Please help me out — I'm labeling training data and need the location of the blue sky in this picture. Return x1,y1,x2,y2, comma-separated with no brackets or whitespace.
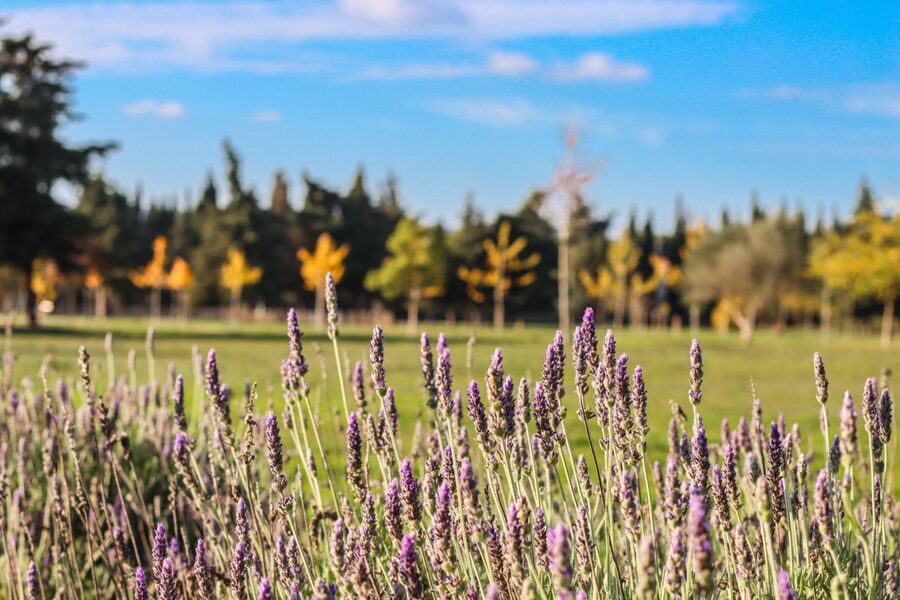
6,1,899,229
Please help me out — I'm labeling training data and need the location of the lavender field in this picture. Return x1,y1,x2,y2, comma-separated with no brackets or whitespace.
0,277,897,599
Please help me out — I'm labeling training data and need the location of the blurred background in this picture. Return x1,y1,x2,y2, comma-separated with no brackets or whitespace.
1,1,898,348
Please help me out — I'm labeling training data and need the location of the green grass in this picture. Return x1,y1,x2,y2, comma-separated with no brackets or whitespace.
5,314,897,476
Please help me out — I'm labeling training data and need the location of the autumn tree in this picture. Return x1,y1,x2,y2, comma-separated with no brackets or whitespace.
366,217,446,333
579,228,639,329
220,248,262,320
297,233,350,326
458,221,540,330
130,236,169,318
811,209,900,347
167,257,193,319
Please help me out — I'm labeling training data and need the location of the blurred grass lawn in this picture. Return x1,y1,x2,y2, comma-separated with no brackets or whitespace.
6,315,898,486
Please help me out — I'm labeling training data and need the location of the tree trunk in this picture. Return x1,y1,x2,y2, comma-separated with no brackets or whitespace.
881,294,895,349
733,306,757,344
820,288,832,340
689,303,700,335
24,263,37,328
494,261,505,331
150,286,162,319
314,284,325,328
613,290,626,331
95,287,107,319
407,286,421,335
558,233,570,335
230,287,241,322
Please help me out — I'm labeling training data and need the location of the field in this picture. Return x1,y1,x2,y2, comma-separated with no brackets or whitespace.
8,314,896,475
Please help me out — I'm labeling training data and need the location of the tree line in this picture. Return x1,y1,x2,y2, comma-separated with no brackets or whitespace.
1,30,898,345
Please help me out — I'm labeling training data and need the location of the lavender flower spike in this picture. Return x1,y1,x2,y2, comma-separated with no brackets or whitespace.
548,523,573,596
133,567,147,600
689,338,703,406
398,534,425,600
813,352,828,405
369,325,387,397
325,272,339,339
688,485,714,597
193,539,213,599
257,578,273,600
265,411,286,490
26,562,38,600
777,571,797,600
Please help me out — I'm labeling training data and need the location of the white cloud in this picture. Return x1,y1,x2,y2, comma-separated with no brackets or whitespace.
429,98,539,126
638,127,665,145
252,110,284,123
745,82,900,119
355,49,538,80
5,1,740,72
552,52,649,82
487,51,539,76
122,100,185,118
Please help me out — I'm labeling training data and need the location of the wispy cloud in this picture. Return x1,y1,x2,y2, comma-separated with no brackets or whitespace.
743,82,900,119
551,52,649,82
428,97,539,126
6,1,741,72
122,100,185,118
356,50,644,82
252,110,284,124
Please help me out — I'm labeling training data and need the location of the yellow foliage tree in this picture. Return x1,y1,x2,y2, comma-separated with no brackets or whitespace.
85,266,107,318
579,229,639,329
167,257,194,319
458,221,540,330
130,235,169,317
30,258,60,304
297,233,350,327
811,210,900,347
220,248,262,320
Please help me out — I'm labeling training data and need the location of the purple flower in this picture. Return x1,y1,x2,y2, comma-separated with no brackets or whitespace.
542,331,566,402
152,522,167,581
346,412,365,499
158,557,177,600
193,539,212,599
459,457,481,530
398,534,424,600
632,366,648,453
814,469,833,543
534,507,548,569
173,374,187,431
839,391,857,467
134,566,147,600
384,479,402,545
230,543,248,599
767,422,786,522
286,308,308,374
352,361,366,410
777,571,796,600
420,333,437,409
257,578,273,600
664,528,686,595
689,338,703,406
400,458,422,525
265,411,286,490
26,561,38,600
572,325,589,395
325,272,339,338
436,348,453,414
881,387,893,443
581,308,599,375
690,418,710,495
813,352,828,405
466,380,493,459
369,325,386,397
547,523,573,596
688,485,714,596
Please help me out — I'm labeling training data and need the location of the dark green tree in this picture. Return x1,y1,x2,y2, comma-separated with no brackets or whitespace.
0,32,114,325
